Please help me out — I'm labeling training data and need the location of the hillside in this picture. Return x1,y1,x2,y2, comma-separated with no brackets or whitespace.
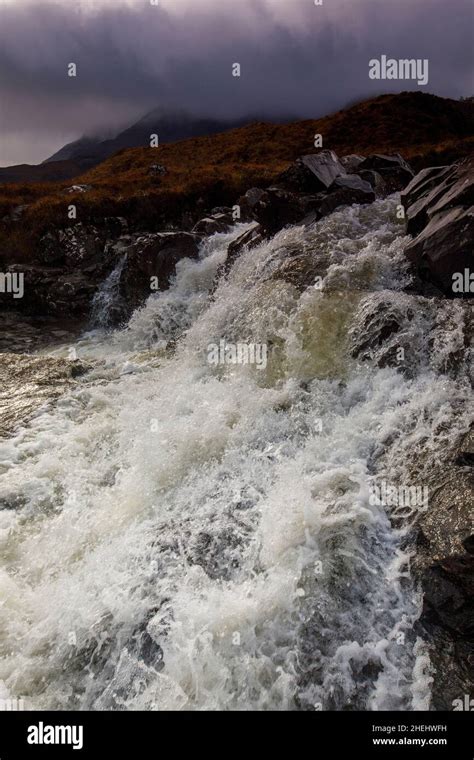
1,91,473,264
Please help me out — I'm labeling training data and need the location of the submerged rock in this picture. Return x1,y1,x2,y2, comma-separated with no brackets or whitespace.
0,353,89,438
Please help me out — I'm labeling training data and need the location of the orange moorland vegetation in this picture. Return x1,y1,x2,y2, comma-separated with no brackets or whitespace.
1,92,473,264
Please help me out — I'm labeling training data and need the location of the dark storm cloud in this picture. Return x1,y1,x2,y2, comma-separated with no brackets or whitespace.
0,0,472,165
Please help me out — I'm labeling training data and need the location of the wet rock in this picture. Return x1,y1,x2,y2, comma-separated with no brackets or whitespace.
422,555,474,639
278,151,346,193
119,232,200,312
403,156,474,295
405,206,474,296
0,353,90,437
349,292,417,371
222,223,264,277
193,212,233,236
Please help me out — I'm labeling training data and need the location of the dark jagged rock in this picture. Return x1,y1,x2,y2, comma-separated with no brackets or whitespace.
422,555,474,639
322,174,376,211
340,154,366,173
358,153,414,192
222,223,264,277
119,232,200,312
251,187,309,235
358,170,387,196
192,213,233,236
403,156,474,295
237,188,266,222
278,150,346,193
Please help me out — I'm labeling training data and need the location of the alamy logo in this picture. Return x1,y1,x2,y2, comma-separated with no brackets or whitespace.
452,269,474,293
369,481,429,507
27,722,83,750
369,56,429,86
207,340,268,370
0,698,25,711
0,272,24,299
452,695,474,711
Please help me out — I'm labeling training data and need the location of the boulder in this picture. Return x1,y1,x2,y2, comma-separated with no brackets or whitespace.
192,213,233,236
422,555,474,639
405,206,474,295
222,223,264,277
120,232,200,311
358,170,388,196
324,174,376,209
251,187,309,235
278,150,346,193
358,153,414,192
236,188,267,222
340,154,366,173
403,156,474,295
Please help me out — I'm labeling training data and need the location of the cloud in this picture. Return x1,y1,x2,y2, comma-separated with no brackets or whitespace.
0,0,472,165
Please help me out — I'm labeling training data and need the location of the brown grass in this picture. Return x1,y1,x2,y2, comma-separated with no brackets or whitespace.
1,91,473,265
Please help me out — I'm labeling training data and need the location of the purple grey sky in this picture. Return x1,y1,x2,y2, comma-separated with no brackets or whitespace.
0,0,473,166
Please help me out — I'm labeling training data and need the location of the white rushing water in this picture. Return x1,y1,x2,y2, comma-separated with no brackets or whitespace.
0,197,471,711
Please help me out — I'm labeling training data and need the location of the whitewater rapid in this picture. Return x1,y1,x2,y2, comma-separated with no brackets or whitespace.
0,197,471,710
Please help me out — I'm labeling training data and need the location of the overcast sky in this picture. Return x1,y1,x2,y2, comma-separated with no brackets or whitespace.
0,0,472,166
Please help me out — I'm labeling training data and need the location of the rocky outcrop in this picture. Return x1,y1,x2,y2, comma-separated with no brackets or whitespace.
278,150,346,193
403,156,474,295
119,232,200,313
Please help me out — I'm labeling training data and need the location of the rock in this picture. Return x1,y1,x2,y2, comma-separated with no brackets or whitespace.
0,352,90,438
402,156,474,295
278,150,346,193
422,555,474,639
192,213,233,236
148,164,167,177
402,166,456,236
340,154,366,173
358,153,414,191
358,170,388,196
405,206,474,295
251,187,309,235
349,292,416,370
120,232,200,311
64,184,92,194
38,220,126,268
323,174,376,211
222,223,264,277
236,188,266,222
1,204,29,222
419,472,474,561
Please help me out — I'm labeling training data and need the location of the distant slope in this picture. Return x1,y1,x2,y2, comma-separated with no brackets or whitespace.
0,111,265,185
1,92,473,264
0,160,84,185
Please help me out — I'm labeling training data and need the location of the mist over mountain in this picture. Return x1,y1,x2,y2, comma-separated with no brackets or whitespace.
0,108,291,184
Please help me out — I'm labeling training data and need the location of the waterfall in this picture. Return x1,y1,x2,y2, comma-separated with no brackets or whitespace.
0,198,470,711
90,254,128,329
